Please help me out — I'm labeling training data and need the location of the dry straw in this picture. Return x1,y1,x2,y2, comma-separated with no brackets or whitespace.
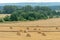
38,31,41,34
27,27,29,30
9,26,13,29
20,30,23,32
26,33,31,37
42,33,46,36
17,31,21,36
24,30,27,33
34,28,37,30
56,27,58,29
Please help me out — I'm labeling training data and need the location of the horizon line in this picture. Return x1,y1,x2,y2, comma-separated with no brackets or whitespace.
0,2,60,3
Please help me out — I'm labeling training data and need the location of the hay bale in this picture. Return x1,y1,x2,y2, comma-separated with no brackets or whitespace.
42,33,46,36
9,27,13,29
56,27,58,29
39,29,40,30
24,30,27,33
27,27,29,30
34,28,37,30
26,33,31,37
36,25,39,27
17,32,20,36
38,31,41,34
20,30,23,32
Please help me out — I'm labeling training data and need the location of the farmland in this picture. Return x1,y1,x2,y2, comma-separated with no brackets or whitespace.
0,4,60,40
0,18,60,40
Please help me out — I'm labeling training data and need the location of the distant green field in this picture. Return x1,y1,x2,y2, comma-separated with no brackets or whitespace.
0,14,11,18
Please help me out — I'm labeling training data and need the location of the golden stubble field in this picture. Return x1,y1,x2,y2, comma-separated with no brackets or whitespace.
0,14,10,18
0,18,60,40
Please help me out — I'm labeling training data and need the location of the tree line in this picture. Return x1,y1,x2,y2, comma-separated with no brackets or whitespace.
0,5,60,22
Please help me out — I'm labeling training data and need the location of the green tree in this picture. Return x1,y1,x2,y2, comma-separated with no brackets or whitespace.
3,5,17,14
22,5,33,12
4,16,10,21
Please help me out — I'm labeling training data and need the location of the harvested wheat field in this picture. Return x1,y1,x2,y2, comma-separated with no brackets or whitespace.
0,18,60,40
0,14,10,18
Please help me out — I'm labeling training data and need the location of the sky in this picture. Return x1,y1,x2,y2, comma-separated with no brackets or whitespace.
0,0,60,3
